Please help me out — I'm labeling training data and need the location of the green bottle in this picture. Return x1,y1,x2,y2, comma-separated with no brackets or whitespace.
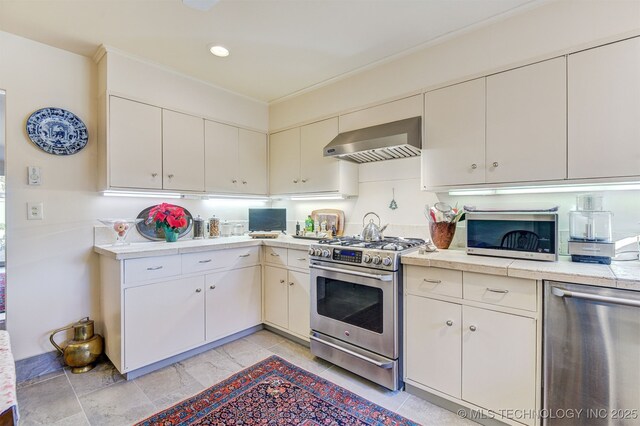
305,215,314,232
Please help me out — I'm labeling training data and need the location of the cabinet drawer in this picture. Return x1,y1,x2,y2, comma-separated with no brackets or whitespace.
264,246,287,266
124,255,181,284
463,272,537,311
183,246,260,274
287,249,309,270
405,266,463,298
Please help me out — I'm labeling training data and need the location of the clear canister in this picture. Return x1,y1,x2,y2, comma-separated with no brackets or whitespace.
220,221,233,237
208,216,220,238
193,215,205,239
233,222,245,236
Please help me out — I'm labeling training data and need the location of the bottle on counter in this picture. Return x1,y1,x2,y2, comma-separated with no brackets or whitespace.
305,215,314,232
295,221,301,236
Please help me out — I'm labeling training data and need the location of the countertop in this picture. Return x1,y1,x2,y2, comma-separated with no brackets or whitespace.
94,235,314,260
402,249,640,290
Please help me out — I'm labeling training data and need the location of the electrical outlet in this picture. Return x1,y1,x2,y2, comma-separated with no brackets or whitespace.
28,166,42,185
27,202,43,220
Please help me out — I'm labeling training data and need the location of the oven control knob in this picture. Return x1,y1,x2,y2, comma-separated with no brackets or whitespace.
362,254,372,263
382,256,392,266
321,249,331,258
372,255,382,265
314,248,323,256
308,248,315,256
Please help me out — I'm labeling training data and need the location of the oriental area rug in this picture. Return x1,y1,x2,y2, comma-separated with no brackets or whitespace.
136,355,417,426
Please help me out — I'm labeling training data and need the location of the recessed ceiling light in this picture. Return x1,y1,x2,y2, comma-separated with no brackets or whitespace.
209,45,229,57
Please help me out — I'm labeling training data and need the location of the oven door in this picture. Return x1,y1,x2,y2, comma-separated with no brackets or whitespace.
309,261,398,359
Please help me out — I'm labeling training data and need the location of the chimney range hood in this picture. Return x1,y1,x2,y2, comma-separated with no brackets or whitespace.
323,116,421,163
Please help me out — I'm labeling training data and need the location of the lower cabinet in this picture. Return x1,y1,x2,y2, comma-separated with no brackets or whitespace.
205,266,262,342
263,264,310,340
124,276,206,371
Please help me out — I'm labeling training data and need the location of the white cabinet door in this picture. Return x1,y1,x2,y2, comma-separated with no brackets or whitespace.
300,118,339,193
406,296,462,398
204,120,239,193
269,128,300,194
163,110,205,191
205,266,262,342
109,96,162,189
287,270,310,338
124,276,205,371
462,306,536,424
486,57,567,183
423,78,486,188
238,129,267,194
263,265,289,329
568,37,640,179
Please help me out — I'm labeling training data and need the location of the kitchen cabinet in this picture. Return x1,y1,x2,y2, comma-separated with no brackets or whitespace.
423,78,486,187
269,117,358,196
486,57,566,183
162,110,205,191
568,36,640,179
124,276,205,371
404,266,540,426
205,120,267,194
205,266,262,342
263,248,311,340
422,57,567,189
108,96,163,189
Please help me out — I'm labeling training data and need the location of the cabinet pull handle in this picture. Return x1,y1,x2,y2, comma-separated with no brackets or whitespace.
471,164,477,170
232,179,238,183
151,173,158,178
242,180,247,184
446,320,453,326
486,288,509,294
469,325,477,332
195,288,202,293
293,179,298,183
210,285,216,290
296,257,306,261
289,282,294,286
198,259,212,264
492,162,499,168
146,266,163,271
238,254,250,258
270,253,280,257
301,179,308,183
168,174,174,178
280,279,285,284
423,278,441,284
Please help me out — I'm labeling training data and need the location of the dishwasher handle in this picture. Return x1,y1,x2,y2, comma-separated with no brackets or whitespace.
552,287,640,308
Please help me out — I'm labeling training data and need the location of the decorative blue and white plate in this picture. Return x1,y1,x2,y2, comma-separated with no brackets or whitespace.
26,108,88,155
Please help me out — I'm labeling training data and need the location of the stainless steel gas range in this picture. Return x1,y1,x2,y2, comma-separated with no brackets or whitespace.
308,236,424,391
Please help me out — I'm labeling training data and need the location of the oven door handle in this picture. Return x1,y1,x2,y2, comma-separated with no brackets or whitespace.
309,264,393,282
309,334,393,369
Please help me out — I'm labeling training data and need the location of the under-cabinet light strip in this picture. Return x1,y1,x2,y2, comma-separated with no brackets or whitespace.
449,183,640,196
102,190,182,199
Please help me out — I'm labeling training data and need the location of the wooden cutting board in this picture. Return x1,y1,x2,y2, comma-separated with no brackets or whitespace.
311,209,345,236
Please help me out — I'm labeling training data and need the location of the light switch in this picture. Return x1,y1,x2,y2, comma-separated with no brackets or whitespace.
27,202,43,220
28,166,41,185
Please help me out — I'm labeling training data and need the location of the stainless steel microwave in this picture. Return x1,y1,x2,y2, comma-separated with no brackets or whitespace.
466,212,558,261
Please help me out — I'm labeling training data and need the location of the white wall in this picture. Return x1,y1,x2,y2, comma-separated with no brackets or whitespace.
270,0,640,130
0,31,269,360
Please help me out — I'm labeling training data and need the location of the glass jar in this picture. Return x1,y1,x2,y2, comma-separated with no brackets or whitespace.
192,215,205,239
208,216,220,238
220,221,233,237
233,223,245,236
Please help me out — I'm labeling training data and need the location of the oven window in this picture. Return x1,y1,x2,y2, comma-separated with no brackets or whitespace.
316,277,383,334
467,219,556,254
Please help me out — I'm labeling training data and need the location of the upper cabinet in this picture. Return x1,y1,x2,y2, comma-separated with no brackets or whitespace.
486,57,566,183
422,57,567,189
162,110,204,192
269,117,358,196
205,121,267,195
423,78,486,187
103,95,266,194
568,37,640,179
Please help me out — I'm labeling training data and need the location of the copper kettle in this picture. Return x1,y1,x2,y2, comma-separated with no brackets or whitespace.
49,317,103,373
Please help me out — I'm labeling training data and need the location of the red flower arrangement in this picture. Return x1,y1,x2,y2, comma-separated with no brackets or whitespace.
147,203,187,241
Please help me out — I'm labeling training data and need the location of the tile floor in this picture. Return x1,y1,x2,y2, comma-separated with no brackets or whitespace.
16,330,477,425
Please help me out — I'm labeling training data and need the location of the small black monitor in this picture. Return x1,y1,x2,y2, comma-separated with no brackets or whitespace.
248,208,286,232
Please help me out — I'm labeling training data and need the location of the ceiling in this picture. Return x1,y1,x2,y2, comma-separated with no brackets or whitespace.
0,0,540,103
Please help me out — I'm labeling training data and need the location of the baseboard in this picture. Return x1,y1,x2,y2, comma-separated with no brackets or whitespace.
263,324,310,348
15,350,64,384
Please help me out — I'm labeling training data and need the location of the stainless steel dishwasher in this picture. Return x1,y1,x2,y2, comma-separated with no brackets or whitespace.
544,281,640,426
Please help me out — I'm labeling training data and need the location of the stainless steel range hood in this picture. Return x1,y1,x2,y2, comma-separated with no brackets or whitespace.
323,116,421,163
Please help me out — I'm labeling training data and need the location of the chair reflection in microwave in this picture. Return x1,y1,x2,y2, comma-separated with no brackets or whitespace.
500,230,540,251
